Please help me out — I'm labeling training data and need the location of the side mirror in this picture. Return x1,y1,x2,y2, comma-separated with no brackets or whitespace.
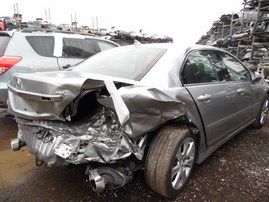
252,71,262,83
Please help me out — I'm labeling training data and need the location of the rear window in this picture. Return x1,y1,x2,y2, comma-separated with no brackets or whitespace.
62,38,98,58
73,46,166,81
96,40,118,51
26,36,54,57
0,36,10,56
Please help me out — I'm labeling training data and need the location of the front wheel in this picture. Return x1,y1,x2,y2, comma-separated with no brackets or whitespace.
252,96,269,129
145,125,197,198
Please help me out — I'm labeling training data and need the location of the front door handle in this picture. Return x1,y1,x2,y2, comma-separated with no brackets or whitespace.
197,94,212,102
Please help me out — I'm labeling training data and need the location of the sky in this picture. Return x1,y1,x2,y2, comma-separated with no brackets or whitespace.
0,0,244,45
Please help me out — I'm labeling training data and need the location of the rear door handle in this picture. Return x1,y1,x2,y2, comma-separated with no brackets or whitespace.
237,88,244,94
63,64,71,69
197,94,212,102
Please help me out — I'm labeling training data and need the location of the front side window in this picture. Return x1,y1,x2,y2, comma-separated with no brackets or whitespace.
217,52,250,81
62,38,98,59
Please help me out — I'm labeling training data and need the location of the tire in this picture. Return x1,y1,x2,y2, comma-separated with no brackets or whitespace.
252,95,269,129
145,125,197,198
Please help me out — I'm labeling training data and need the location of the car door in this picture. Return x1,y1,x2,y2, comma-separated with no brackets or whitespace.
24,35,59,72
217,51,261,125
181,50,242,147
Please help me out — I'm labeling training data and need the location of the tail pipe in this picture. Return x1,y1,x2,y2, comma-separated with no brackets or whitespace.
11,138,26,151
87,166,132,193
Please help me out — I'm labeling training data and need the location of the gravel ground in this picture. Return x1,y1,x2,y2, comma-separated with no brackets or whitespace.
0,114,268,202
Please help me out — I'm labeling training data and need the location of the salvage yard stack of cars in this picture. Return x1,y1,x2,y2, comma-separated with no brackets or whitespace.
196,0,269,80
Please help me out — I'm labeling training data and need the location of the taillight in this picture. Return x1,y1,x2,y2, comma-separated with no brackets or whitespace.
0,56,22,75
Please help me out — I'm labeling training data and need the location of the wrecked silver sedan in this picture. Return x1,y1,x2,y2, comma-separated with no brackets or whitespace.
8,44,269,198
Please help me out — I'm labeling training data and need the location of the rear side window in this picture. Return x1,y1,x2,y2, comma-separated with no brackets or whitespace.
0,36,10,56
26,36,54,57
62,38,98,58
96,40,118,51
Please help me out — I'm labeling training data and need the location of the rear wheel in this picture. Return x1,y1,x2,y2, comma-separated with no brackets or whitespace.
252,96,269,129
145,125,197,198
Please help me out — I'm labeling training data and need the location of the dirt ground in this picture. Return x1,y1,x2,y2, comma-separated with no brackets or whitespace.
0,111,268,202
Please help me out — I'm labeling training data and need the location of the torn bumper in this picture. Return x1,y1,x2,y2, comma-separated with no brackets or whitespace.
14,108,147,166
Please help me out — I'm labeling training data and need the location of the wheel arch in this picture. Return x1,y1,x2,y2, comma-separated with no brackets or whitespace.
147,120,202,159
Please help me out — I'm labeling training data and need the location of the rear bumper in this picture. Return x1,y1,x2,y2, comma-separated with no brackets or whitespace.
0,84,8,107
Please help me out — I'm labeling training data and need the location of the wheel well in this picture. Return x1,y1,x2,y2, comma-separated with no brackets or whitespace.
145,121,201,156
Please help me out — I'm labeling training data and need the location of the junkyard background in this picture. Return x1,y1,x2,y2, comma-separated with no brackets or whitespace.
1,0,269,201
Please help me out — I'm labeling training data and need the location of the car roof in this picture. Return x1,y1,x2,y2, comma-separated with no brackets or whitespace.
124,42,225,52
0,29,120,46
117,43,228,88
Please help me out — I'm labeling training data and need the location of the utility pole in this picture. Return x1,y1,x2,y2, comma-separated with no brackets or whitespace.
92,17,95,33
45,10,47,21
71,13,77,31
13,3,21,28
96,16,98,35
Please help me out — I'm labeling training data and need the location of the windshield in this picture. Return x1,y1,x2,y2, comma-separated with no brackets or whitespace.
72,46,167,81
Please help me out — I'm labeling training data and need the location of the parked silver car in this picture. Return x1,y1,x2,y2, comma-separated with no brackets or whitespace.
57,23,72,31
0,30,119,107
8,44,269,198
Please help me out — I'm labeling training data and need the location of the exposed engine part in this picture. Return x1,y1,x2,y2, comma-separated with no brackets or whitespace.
86,166,133,193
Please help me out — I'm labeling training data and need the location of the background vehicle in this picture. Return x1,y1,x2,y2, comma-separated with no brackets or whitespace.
0,19,5,30
27,18,51,29
0,30,119,107
0,16,16,26
57,24,71,31
129,31,143,40
8,44,269,198
114,30,132,40
78,26,92,33
98,28,110,36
